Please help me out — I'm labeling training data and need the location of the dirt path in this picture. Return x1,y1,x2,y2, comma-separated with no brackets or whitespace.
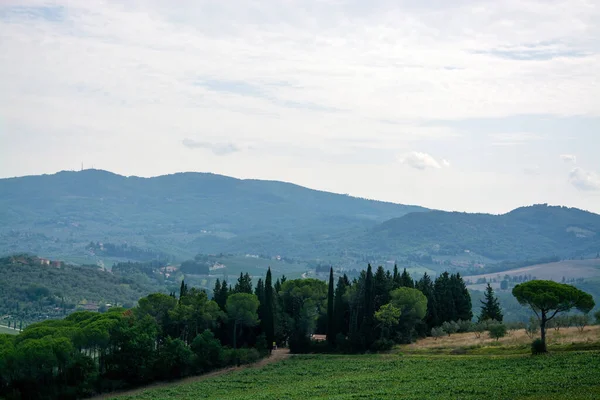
90,349,291,400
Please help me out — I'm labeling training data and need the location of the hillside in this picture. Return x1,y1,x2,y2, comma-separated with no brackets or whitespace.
363,204,600,260
0,169,425,261
0,255,169,325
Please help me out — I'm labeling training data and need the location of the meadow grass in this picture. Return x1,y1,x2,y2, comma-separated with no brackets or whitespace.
111,351,600,400
0,325,18,335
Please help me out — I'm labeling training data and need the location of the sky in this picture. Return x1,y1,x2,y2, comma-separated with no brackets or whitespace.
1,0,599,214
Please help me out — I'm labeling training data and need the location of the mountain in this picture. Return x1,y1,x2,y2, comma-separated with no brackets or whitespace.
364,204,600,260
0,169,426,261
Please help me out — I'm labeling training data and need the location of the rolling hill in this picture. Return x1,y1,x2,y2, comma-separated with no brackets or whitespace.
364,204,600,260
2,170,599,265
0,169,425,261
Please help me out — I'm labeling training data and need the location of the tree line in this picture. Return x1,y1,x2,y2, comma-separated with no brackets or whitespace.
0,264,475,399
10,262,594,397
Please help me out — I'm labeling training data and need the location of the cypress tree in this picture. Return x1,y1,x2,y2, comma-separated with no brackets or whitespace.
400,268,414,288
264,268,275,352
274,278,282,293
255,278,266,333
326,267,335,345
479,283,503,322
416,272,439,330
451,273,473,321
213,279,222,301
334,276,349,336
434,272,456,323
215,280,228,311
179,280,188,299
392,264,401,289
360,264,375,348
233,272,253,294
373,266,391,311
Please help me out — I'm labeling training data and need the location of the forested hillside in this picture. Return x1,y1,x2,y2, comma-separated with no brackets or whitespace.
0,169,424,261
364,204,600,260
2,171,600,265
0,255,177,326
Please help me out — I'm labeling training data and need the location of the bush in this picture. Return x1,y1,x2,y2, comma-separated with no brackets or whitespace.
457,320,473,333
595,310,600,324
472,323,486,339
431,327,445,340
488,323,507,341
372,339,394,352
531,338,547,355
570,314,590,333
547,315,570,331
255,333,269,356
441,321,459,336
191,330,224,372
525,317,539,339
222,347,261,366
505,321,525,332
309,340,332,354
155,337,195,380
237,348,261,365
335,333,351,353
289,335,312,354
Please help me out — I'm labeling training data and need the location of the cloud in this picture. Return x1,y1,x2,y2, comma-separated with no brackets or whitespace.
569,167,600,191
523,165,541,175
400,151,448,170
560,154,577,163
489,132,542,146
182,139,240,155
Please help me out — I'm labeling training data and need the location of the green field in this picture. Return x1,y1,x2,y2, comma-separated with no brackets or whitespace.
113,352,600,400
0,325,18,335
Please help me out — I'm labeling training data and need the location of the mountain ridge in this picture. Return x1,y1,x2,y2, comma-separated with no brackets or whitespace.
1,170,599,264
363,204,600,260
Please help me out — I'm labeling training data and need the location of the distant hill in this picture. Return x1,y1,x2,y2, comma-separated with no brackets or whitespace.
363,204,600,260
0,169,425,261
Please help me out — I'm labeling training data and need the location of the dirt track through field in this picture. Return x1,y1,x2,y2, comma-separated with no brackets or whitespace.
90,349,291,400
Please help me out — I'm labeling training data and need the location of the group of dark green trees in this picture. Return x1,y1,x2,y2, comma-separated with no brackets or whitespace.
318,265,472,352
0,265,472,399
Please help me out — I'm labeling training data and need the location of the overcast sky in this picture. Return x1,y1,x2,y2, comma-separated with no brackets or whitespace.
1,0,599,213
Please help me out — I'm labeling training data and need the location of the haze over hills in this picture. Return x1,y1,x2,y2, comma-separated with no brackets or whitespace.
363,204,600,261
0,169,426,261
1,170,599,265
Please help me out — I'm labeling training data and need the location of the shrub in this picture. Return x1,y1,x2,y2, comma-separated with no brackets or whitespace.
488,323,507,341
472,323,486,339
457,319,473,333
155,337,195,380
289,335,312,354
547,315,570,331
505,321,525,332
335,333,351,353
531,338,547,355
570,314,590,333
191,330,224,372
237,348,261,365
525,317,539,339
255,333,269,356
372,339,394,352
431,327,446,340
595,310,600,325
441,321,459,336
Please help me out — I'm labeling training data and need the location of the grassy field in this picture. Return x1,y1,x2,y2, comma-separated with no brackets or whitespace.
109,351,600,400
400,326,600,355
0,325,19,335
465,259,600,291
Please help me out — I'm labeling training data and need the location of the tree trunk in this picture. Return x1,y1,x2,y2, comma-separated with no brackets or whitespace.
540,310,548,353
233,322,237,349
